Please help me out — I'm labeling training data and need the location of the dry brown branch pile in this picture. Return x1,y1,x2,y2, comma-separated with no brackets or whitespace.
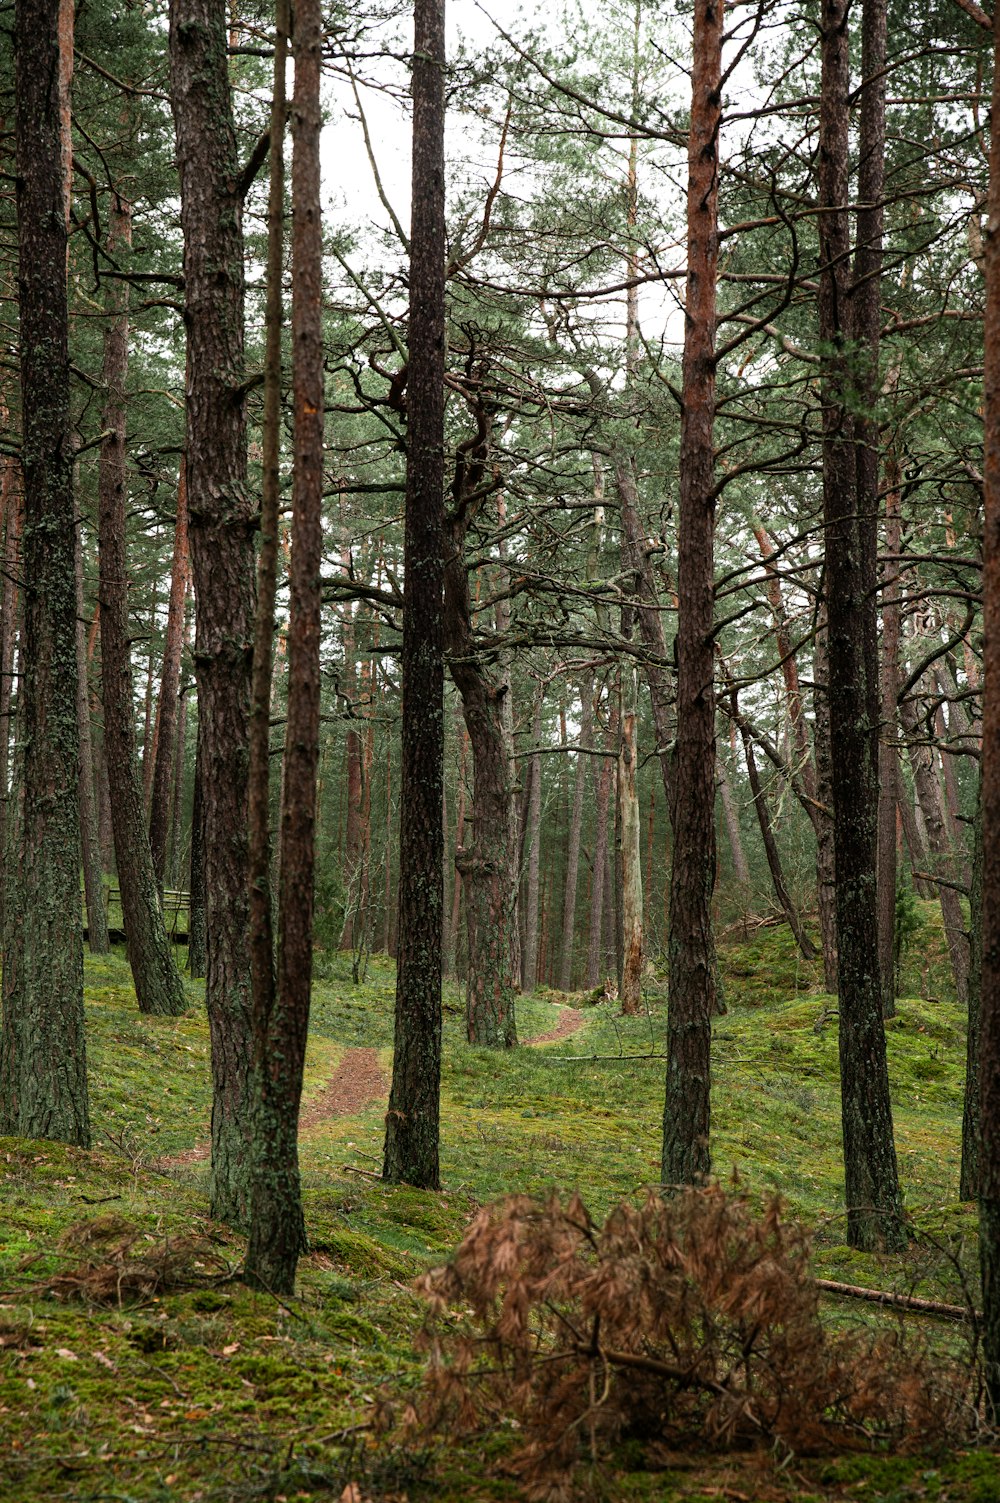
20,1215,231,1305
414,1187,973,1497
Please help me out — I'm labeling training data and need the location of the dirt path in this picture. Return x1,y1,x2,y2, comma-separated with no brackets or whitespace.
156,1047,389,1169
157,1010,586,1169
524,1007,587,1047
298,1046,388,1129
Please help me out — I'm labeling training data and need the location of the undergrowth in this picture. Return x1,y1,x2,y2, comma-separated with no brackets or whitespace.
415,1186,977,1499
0,903,993,1502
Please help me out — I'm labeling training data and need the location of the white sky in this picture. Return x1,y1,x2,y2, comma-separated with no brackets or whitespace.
319,0,691,353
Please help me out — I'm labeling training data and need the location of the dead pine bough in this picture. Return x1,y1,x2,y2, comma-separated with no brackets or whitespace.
14,1215,232,1306
412,1186,976,1498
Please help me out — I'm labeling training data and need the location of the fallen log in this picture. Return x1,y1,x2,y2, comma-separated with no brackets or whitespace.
815,1277,975,1322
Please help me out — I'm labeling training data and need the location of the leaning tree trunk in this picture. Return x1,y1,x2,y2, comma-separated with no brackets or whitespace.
383,0,446,1189
0,0,89,1145
735,701,815,959
170,0,257,1225
819,0,903,1252
97,193,185,1019
246,0,319,1293
662,0,721,1189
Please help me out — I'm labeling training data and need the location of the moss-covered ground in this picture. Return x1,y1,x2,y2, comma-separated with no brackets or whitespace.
1,904,995,1502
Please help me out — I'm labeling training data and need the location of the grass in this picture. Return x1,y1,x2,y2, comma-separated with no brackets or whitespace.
0,901,992,1502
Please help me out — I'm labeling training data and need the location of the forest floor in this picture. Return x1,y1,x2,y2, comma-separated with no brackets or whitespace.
1,903,996,1503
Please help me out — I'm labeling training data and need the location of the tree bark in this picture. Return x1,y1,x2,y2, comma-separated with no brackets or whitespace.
718,749,750,890
170,0,257,1224
586,698,616,990
187,753,206,978
899,689,970,1003
383,0,446,1189
149,459,191,889
0,0,89,1145
559,681,592,992
819,0,903,1251
520,687,545,994
662,0,721,1188
247,0,286,1169
169,679,189,888
447,721,468,976
0,468,21,937
961,790,983,1200
877,463,902,1017
978,6,1000,1418
76,521,110,954
812,615,839,990
618,705,643,1014
246,0,320,1292
444,458,520,1045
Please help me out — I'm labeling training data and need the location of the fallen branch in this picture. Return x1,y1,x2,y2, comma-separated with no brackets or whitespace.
576,1343,769,1438
548,1052,667,1062
815,1277,975,1322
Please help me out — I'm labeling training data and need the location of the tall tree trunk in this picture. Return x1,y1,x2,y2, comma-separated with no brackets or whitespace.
615,456,674,799
0,469,21,936
141,582,160,810
0,0,89,1144
877,462,902,1017
169,680,189,888
383,0,445,1188
170,0,257,1224
897,752,934,897
246,0,320,1291
819,0,903,1251
76,521,110,953
899,690,970,1002
812,615,839,989
447,722,468,976
662,0,720,1188
443,450,519,1043
961,790,984,1200
618,705,643,1014
247,0,286,1162
149,460,191,888
187,754,207,978
520,687,545,994
977,7,1000,1418
559,681,592,992
718,753,750,889
338,590,363,949
586,700,616,990
98,194,185,1018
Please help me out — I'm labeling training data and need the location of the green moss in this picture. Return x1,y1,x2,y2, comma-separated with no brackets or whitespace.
0,928,987,1501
